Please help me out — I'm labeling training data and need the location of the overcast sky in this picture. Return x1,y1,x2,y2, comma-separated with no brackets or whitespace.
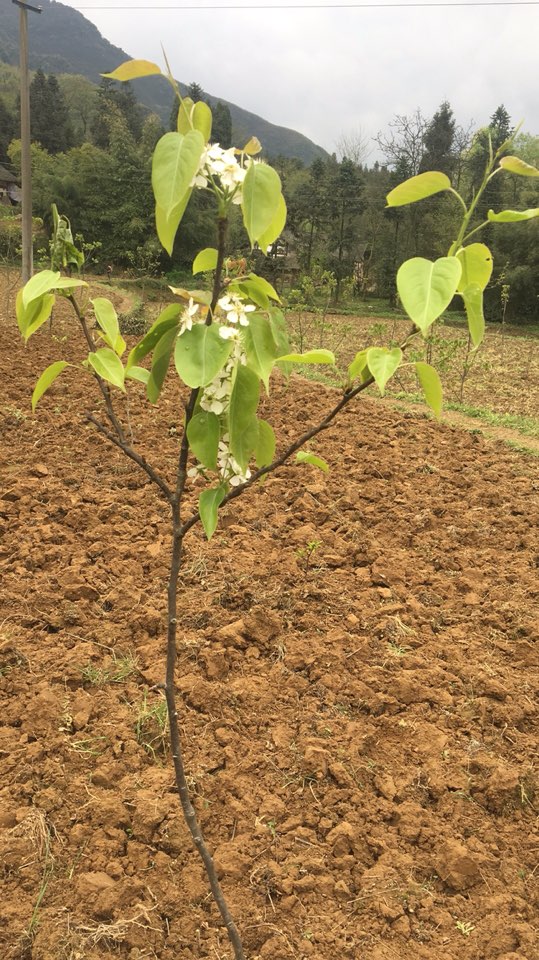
59,1,538,156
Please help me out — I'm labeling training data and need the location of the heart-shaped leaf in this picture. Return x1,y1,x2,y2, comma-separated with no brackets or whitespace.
296,451,329,473
386,171,451,207
102,59,162,81
366,347,402,396
276,349,335,365
415,361,443,417
192,247,218,274
457,243,493,293
397,256,461,333
174,324,232,388
152,130,204,218
499,156,539,178
241,162,282,246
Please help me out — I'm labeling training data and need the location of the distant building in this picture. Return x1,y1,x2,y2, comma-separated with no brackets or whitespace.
0,165,21,206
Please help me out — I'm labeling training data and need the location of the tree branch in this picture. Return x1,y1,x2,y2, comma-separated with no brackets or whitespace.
85,412,173,503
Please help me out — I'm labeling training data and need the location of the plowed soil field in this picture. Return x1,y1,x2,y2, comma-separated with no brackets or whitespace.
1,276,538,960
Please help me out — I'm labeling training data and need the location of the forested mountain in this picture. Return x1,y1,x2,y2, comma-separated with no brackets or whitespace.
0,0,327,164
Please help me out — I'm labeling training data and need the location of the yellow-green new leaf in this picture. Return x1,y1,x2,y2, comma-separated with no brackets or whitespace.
88,348,125,391
32,361,70,412
386,171,451,207
125,365,150,385
192,101,212,141
22,270,86,309
348,349,369,382
242,136,262,156
152,130,205,217
461,282,485,348
102,59,162,81
457,243,493,293
257,194,287,253
367,347,402,396
488,207,539,223
192,247,218,274
176,97,194,134
415,361,443,417
277,349,335,365
397,256,461,334
242,162,282,246
296,451,329,473
92,297,125,355
254,419,276,468
155,189,191,255
16,289,55,341
499,156,539,178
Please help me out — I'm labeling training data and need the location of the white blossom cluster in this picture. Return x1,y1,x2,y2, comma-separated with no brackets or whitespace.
187,293,256,487
191,144,248,202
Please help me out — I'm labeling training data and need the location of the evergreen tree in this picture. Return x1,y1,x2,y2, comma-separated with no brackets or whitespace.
421,101,456,177
29,69,72,154
90,78,143,148
212,102,232,148
0,96,16,163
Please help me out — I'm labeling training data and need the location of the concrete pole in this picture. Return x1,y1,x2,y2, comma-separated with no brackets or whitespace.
13,0,42,284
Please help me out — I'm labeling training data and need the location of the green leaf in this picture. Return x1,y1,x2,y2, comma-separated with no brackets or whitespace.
254,419,276,468
246,273,281,303
199,485,226,540
32,361,69,412
241,162,282,246
176,97,194,135
21,270,86,309
192,247,218,275
92,297,125,355
102,59,162,81
257,194,287,252
397,256,461,334
268,309,290,358
125,365,150,385
386,171,452,207
499,155,539,178
16,290,55,341
228,365,260,470
461,283,485,348
174,324,232,388
192,101,212,141
155,190,192,255
415,361,443,417
242,312,280,391
88,348,125,391
296,451,329,473
152,130,205,218
366,347,402,396
147,326,178,403
456,243,493,293
187,411,220,470
126,303,182,369
487,207,539,223
168,287,212,306
276,349,335,365
348,349,369,382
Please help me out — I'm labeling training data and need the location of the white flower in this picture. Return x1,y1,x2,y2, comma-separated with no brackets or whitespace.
218,325,238,340
218,293,255,327
178,298,199,336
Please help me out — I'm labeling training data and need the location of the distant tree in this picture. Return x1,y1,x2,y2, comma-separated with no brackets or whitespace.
335,128,371,167
29,69,73,154
420,101,456,177
375,109,428,176
0,96,17,163
90,78,143,148
59,75,97,145
212,101,232,148
187,82,205,102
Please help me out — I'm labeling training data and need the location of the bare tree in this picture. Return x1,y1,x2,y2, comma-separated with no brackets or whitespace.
374,108,427,175
335,127,371,166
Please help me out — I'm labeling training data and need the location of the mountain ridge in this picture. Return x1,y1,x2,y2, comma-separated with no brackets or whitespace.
0,0,328,164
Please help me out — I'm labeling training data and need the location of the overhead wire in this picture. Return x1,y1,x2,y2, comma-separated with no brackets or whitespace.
71,1,539,9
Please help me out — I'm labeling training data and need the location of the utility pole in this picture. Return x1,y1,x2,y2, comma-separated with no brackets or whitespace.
12,0,42,283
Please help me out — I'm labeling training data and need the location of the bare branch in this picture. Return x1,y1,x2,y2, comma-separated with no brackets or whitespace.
85,412,173,503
